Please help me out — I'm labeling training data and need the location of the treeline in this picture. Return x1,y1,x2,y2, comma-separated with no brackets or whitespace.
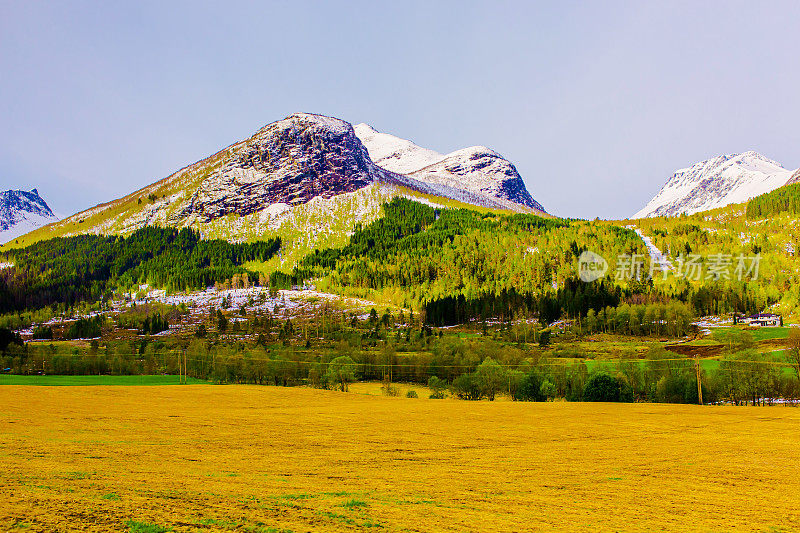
115,303,185,335
424,289,538,327
583,301,693,337
424,279,623,327
0,227,280,313
425,276,767,328
66,316,102,340
691,282,764,316
746,182,800,219
3,337,797,405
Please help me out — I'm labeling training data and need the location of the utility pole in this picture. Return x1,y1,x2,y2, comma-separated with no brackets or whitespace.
694,352,703,405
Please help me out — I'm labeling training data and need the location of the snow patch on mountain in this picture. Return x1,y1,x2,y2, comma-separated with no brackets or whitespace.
355,123,545,213
1,188,58,244
353,124,442,174
633,152,798,218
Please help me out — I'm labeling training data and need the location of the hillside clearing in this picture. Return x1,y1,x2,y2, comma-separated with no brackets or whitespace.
1,386,799,532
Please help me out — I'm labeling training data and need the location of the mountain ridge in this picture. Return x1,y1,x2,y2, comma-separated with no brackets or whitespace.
354,123,545,212
0,188,58,244
633,151,798,218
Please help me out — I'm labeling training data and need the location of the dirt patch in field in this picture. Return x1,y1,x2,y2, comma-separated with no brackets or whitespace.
664,343,723,357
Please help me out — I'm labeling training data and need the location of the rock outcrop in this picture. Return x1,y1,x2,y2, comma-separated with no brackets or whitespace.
177,114,392,222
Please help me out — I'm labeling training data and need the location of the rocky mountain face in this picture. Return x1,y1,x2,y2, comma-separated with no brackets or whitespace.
633,151,798,218
0,189,58,243
354,124,545,212
173,114,395,223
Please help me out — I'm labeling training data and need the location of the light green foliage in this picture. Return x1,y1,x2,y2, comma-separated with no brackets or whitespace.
472,357,507,401
325,356,358,392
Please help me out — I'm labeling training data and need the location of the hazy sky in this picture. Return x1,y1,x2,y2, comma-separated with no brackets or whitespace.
2,1,799,219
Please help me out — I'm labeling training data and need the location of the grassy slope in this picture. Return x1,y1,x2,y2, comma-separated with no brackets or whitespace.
2,146,235,252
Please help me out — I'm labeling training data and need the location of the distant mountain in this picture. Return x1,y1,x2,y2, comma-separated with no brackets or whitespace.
633,151,798,218
354,124,545,212
0,188,58,244
8,114,545,266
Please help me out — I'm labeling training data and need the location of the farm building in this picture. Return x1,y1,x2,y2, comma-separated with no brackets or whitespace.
740,313,782,327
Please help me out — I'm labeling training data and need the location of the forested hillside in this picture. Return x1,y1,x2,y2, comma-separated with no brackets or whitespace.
637,185,800,318
293,198,727,325
746,182,800,219
296,198,638,312
0,227,279,313
2,195,793,325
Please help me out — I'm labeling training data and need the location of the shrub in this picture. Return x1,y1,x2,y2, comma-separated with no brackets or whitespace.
428,376,448,398
514,371,547,401
325,356,357,392
406,390,418,398
540,379,557,400
382,383,400,396
473,357,507,401
451,373,483,400
539,330,551,347
583,373,632,402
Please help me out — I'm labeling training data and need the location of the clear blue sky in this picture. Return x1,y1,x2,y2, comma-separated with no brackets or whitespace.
1,1,799,219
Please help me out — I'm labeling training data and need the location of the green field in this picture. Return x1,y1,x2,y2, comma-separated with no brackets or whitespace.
712,326,792,342
0,375,207,386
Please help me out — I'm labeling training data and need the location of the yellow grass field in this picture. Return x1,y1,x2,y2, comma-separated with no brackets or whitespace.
1,386,799,532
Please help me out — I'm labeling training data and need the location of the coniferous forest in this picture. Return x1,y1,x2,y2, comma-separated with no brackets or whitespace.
0,227,280,313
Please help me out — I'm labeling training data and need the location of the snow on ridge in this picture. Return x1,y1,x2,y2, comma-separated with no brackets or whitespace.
274,113,353,135
353,123,444,174
355,123,545,213
633,151,798,218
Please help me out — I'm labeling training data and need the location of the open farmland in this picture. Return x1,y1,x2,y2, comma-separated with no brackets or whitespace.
2,387,800,532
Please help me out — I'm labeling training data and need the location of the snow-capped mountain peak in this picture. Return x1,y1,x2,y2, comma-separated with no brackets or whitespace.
355,124,545,213
352,123,443,175
633,151,797,218
1,188,59,244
